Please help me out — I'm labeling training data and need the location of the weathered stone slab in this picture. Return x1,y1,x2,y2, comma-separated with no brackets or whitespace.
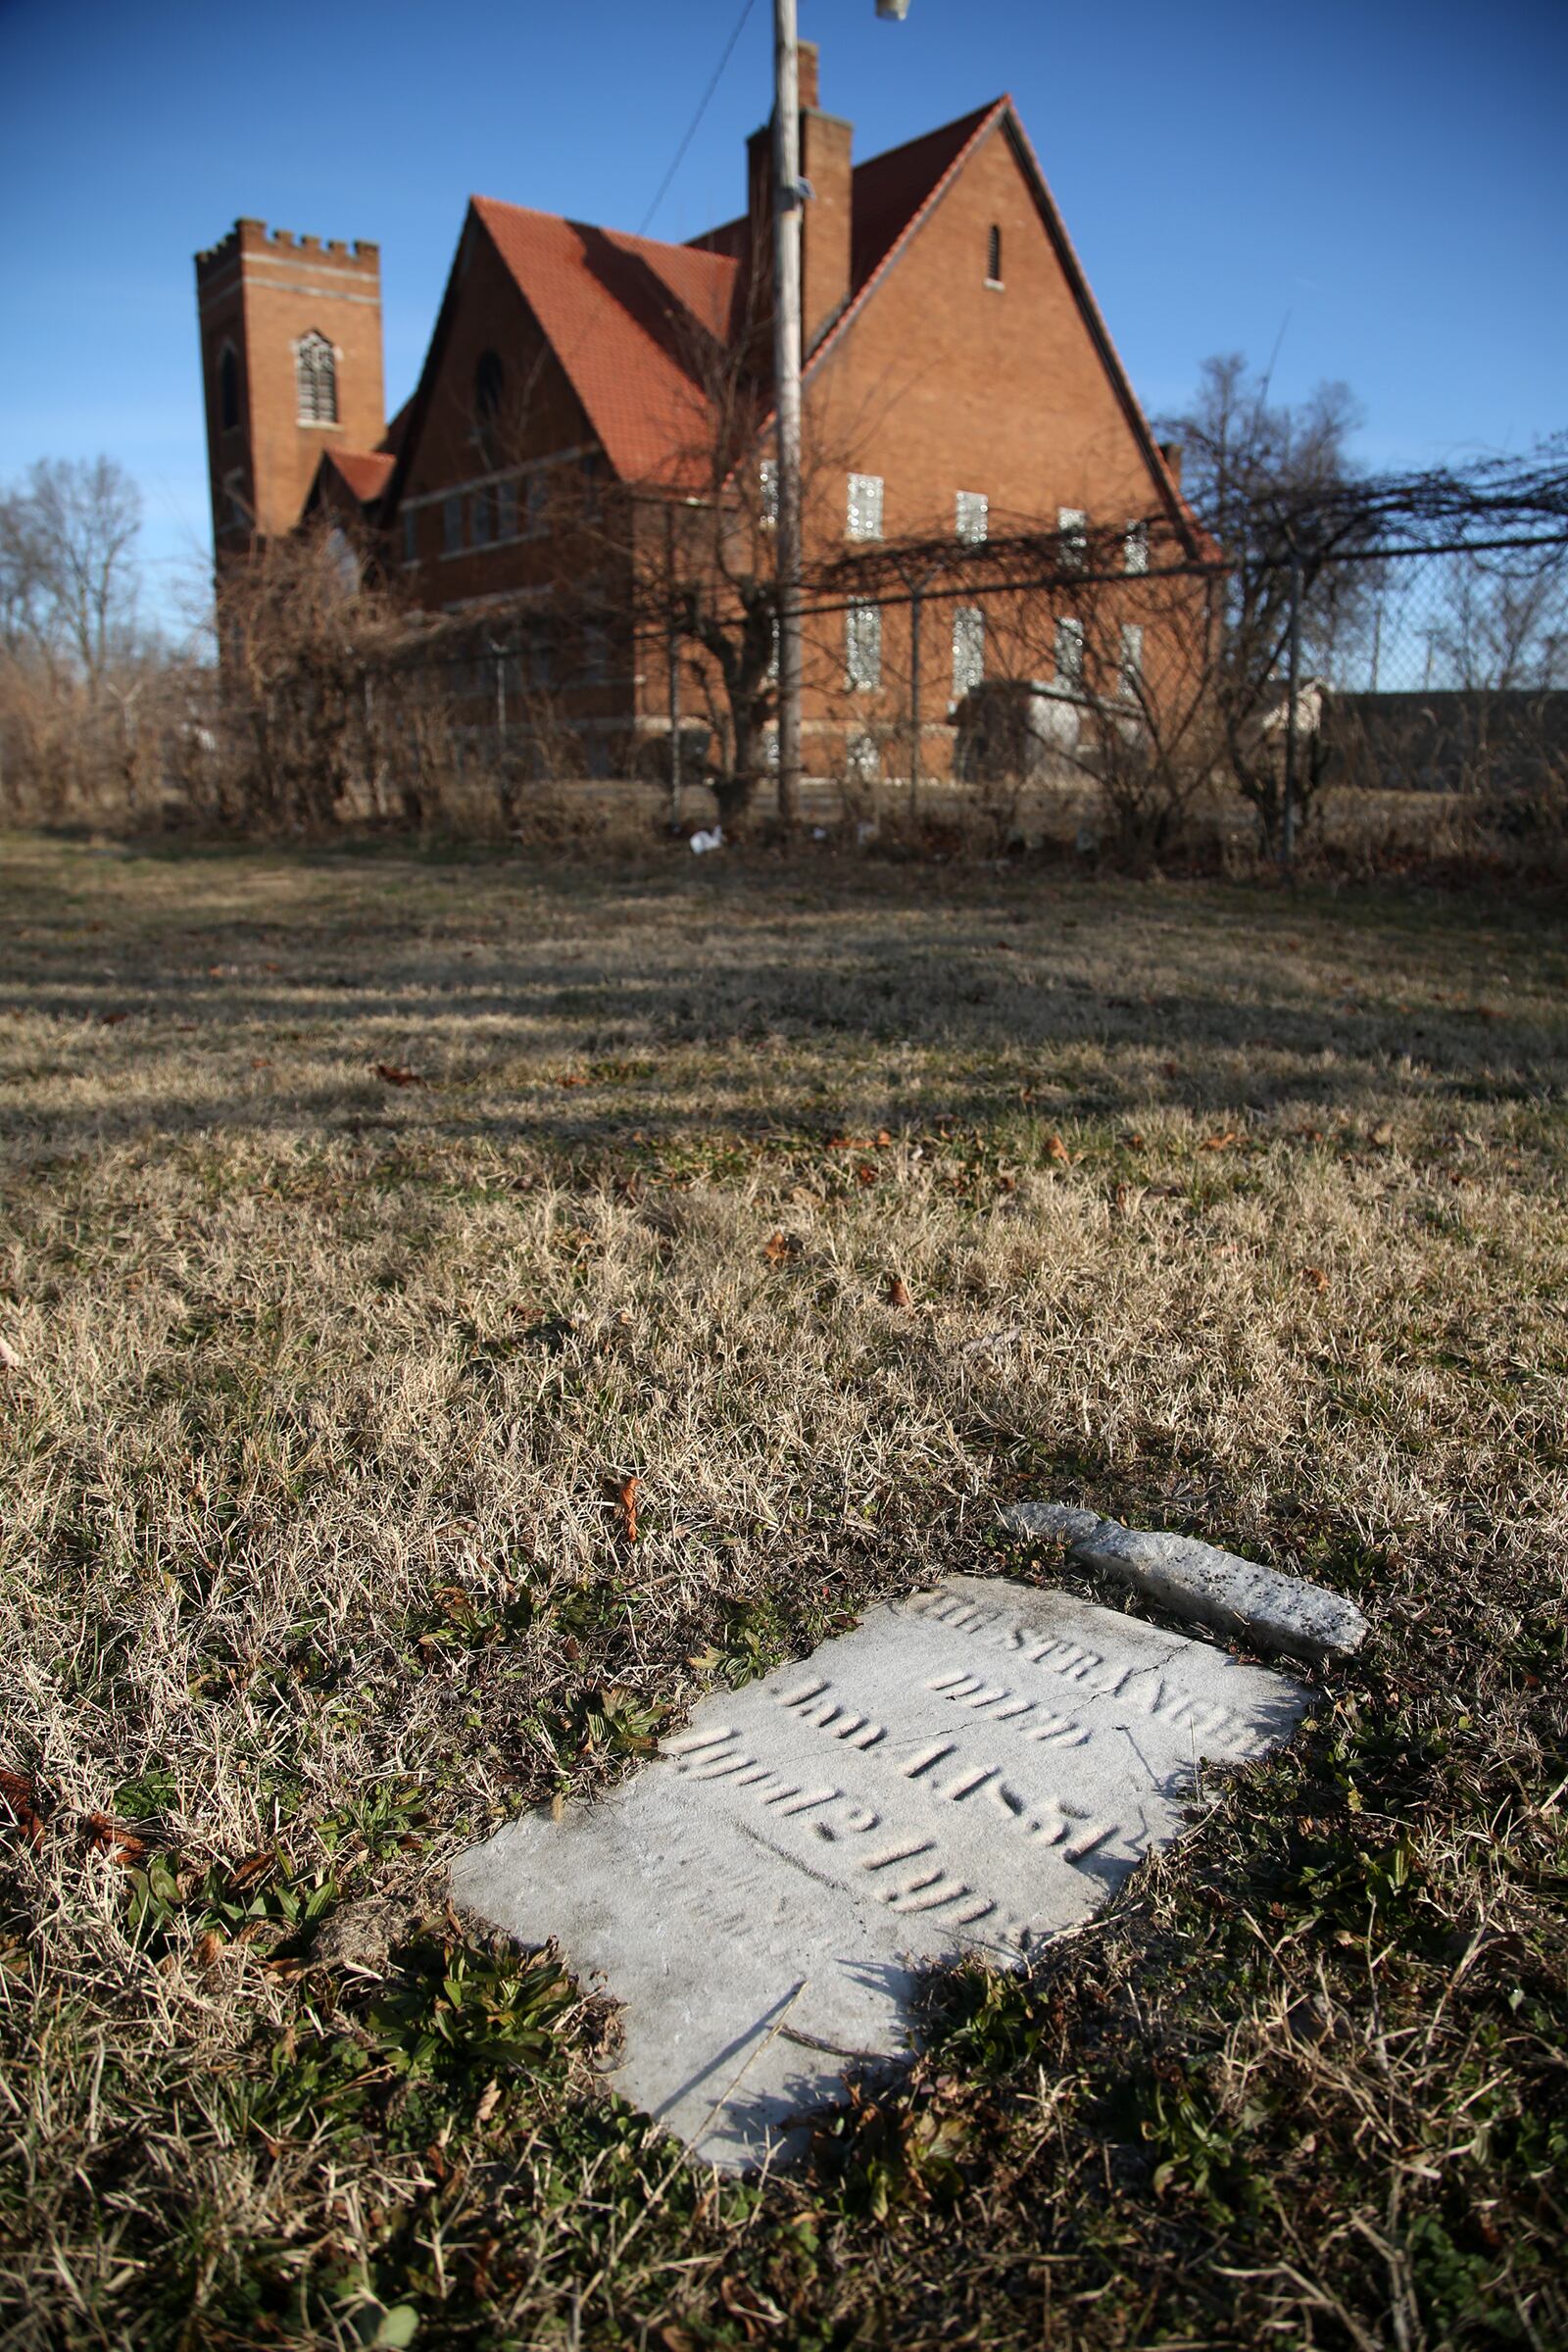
1000,1503,1368,1666
451,1577,1308,2171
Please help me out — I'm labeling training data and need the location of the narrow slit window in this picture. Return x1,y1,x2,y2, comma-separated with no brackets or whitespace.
760,457,778,526
1054,617,1085,690
1058,508,1088,570
219,345,239,433
987,224,1003,284
294,331,338,425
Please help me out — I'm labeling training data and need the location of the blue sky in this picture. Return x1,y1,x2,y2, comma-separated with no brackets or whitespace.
2,0,1562,635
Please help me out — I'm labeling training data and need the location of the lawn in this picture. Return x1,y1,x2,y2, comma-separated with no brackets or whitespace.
1,830,1565,2351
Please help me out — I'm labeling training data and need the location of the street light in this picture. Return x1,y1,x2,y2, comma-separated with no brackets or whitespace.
772,0,906,827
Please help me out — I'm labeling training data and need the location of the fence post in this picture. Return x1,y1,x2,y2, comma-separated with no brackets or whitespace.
1281,545,1303,873
908,586,923,821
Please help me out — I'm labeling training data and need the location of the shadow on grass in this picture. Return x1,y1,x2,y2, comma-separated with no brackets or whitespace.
3,847,1565,1156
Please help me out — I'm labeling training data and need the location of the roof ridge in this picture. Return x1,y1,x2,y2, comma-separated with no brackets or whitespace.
472,191,740,268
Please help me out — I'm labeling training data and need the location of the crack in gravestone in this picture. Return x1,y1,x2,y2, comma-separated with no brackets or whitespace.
452,1576,1310,2171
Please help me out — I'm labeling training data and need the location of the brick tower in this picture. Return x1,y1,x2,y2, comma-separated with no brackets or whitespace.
194,219,385,556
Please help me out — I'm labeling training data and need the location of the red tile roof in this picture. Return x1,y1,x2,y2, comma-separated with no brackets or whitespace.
472,197,741,488
466,106,1003,491
324,449,395,504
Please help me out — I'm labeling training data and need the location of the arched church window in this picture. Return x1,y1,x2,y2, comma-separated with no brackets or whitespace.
295,331,338,425
219,343,239,433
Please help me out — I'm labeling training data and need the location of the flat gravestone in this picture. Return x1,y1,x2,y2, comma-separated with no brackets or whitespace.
452,1577,1308,2171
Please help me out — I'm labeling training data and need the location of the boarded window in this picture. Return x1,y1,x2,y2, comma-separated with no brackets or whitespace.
952,607,985,699
846,602,881,689
847,472,884,541
956,490,988,545
294,331,337,425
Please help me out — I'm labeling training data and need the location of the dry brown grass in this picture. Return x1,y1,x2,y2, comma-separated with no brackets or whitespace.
1,832,1565,2350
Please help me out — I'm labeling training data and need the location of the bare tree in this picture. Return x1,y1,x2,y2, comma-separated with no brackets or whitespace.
1158,355,1369,848
0,457,143,695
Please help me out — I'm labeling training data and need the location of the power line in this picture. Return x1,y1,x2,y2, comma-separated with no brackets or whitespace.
638,0,759,238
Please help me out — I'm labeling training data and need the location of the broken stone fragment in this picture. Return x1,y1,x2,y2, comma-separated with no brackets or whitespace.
1000,1501,1367,1666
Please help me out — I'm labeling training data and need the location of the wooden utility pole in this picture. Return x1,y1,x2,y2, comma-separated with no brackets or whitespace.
771,0,804,829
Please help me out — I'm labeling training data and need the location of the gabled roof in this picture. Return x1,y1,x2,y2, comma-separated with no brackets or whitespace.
792,95,1194,545
471,197,742,488
846,101,1000,292
378,92,1194,537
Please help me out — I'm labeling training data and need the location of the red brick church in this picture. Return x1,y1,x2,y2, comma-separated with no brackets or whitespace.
194,43,1198,787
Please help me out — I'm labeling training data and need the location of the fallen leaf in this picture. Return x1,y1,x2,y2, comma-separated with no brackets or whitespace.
1112,1183,1146,1218
615,1474,640,1545
763,1230,799,1264
1043,1133,1071,1165
1201,1130,1240,1152
1123,1132,1146,1149
195,1930,224,1969
559,1073,588,1089
875,1129,893,1148
1302,1267,1329,1292
374,1063,426,1088
225,1850,275,1892
83,1813,147,1865
1370,1121,1395,1147
100,1010,129,1026
885,1274,912,1308
855,1162,877,1187
0,1768,48,1849
473,2079,502,2127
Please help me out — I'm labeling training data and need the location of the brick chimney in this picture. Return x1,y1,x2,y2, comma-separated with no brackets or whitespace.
745,42,854,356
798,43,853,352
